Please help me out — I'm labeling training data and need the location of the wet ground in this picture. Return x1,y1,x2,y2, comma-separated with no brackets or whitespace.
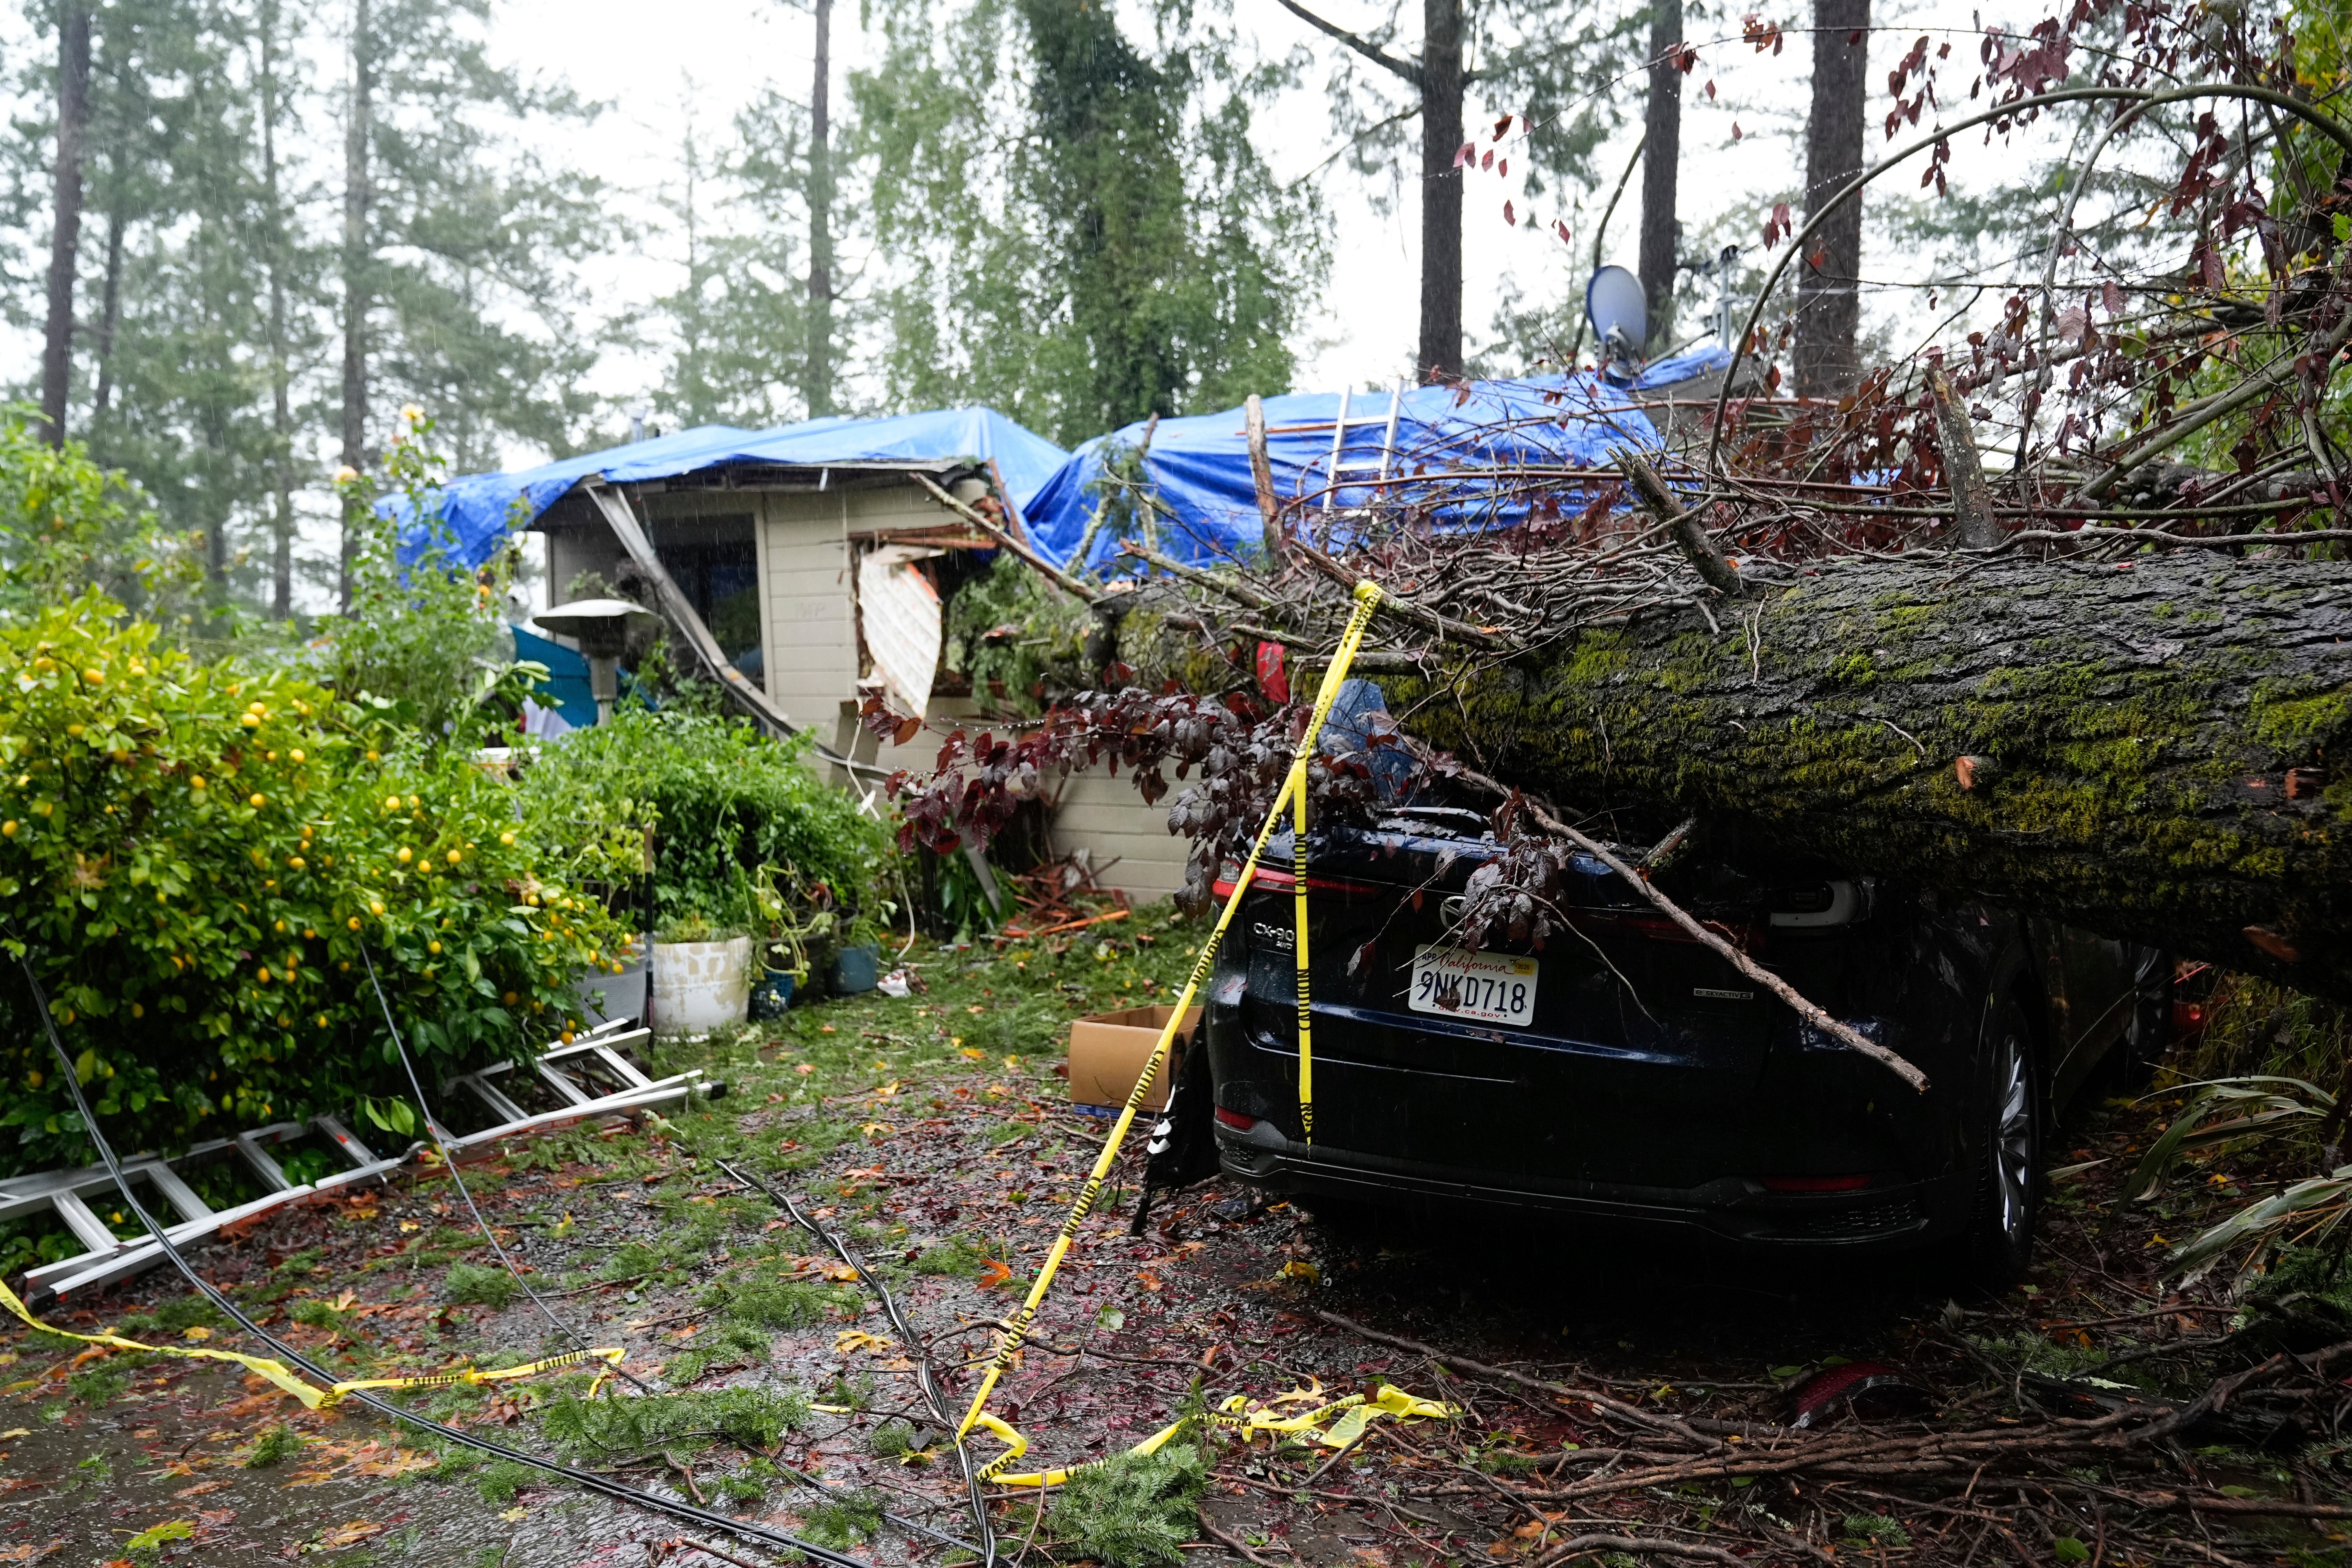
0,909,2330,1568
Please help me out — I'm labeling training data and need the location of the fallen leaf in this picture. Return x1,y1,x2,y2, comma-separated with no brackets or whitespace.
0,1543,62,1563
0,1428,26,1440
121,1522,195,1551
181,1326,211,1341
309,1520,382,1550
174,1480,231,1498
979,1258,1014,1289
499,1507,527,1522
1278,1261,1320,1285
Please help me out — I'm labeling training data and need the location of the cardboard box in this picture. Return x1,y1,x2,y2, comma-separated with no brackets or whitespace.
1067,1005,1201,1112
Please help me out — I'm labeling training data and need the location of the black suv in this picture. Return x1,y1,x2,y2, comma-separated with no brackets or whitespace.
1200,806,2168,1279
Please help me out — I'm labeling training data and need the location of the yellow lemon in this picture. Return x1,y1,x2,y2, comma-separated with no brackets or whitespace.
347,916,361,930
502,991,518,1004
288,856,305,870
499,831,515,846
24,1069,40,1089
82,669,102,685
428,940,442,955
396,846,413,863
239,713,261,728
316,1014,329,1027
130,1003,142,1018
384,795,400,810
369,900,385,915
257,966,272,983
248,793,265,808
189,775,206,790
289,749,305,763
446,849,461,865
2,821,16,837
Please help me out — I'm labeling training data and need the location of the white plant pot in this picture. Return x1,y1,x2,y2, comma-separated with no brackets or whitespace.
650,936,752,1034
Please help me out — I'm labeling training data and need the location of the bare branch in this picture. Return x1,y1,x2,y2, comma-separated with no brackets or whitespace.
1274,0,1423,85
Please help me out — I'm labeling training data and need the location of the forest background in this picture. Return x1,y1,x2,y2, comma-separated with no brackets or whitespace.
0,0,2294,619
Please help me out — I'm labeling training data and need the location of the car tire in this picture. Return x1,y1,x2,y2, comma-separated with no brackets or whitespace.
1955,995,2043,1292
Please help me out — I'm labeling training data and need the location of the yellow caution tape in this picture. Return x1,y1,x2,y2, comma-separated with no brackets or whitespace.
0,1276,621,1410
953,581,1388,1481
974,1381,1457,1488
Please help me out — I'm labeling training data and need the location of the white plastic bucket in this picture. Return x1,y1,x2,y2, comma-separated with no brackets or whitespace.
650,936,752,1034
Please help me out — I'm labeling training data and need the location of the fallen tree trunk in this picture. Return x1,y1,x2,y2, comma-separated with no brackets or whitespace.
1386,552,2352,999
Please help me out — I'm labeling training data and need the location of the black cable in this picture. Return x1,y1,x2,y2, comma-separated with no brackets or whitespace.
14,950,877,1568
713,1154,1001,1568
357,944,657,1395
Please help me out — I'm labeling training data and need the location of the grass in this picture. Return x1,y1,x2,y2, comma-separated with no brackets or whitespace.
245,1424,303,1468
443,1262,521,1309
289,1297,347,1330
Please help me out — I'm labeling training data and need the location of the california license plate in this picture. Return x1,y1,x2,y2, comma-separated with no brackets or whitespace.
1408,946,1539,1027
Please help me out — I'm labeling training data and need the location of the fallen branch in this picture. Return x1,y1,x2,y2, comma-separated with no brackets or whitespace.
1441,764,1929,1091
1197,1512,1294,1567
912,472,1101,604
1528,1533,1755,1568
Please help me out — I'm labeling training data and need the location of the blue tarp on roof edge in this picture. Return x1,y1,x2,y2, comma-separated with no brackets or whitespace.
1025,349,1734,572
396,407,1072,571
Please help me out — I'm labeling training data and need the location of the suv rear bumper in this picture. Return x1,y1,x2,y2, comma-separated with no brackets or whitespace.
1213,1118,1957,1250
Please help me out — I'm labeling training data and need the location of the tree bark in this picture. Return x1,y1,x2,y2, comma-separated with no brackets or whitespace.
1636,0,1683,346
1794,0,1866,397
339,0,373,613
805,0,835,419
1418,0,1463,382
40,2,92,448
260,0,295,620
1392,554,2352,1002
88,205,122,436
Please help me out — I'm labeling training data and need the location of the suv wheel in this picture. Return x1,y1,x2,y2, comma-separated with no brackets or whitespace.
1958,996,2043,1290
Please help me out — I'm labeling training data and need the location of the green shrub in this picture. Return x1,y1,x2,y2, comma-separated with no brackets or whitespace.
443,1263,520,1309
0,595,634,1176
1045,1442,1209,1568
517,706,895,933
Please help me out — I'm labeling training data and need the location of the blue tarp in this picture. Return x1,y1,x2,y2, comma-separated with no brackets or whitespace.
1026,350,1733,571
512,623,594,724
399,407,1072,571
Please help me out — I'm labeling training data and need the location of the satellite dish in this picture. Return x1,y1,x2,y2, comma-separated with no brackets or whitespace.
1585,265,1648,382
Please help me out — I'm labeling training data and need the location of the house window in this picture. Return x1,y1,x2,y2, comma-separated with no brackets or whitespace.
645,514,761,681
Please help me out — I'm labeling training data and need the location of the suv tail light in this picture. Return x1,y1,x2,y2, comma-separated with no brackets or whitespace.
1214,1107,1261,1132
1759,1174,1875,1192
1210,860,1381,900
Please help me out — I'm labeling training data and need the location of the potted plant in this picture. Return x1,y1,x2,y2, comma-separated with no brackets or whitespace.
749,866,833,1020
649,910,753,1034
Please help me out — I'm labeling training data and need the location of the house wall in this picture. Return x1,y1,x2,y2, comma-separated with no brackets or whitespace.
548,476,1182,905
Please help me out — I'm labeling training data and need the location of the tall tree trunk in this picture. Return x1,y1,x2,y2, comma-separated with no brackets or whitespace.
260,0,295,620
88,205,123,435
1636,0,1684,347
1794,0,1867,397
339,0,373,612
1417,0,1463,382
805,0,835,419
40,2,92,448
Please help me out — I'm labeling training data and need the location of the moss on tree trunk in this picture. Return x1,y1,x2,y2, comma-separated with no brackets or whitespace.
1390,554,2352,998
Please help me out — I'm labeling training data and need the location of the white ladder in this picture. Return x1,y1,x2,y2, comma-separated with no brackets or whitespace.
1321,379,1408,516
